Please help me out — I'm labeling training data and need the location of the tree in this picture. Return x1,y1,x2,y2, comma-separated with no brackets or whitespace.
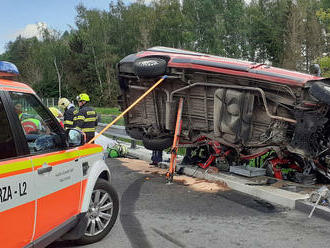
150,0,185,48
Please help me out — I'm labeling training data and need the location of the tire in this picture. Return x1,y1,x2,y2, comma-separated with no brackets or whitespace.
134,57,167,78
75,179,119,245
309,82,330,105
142,135,173,150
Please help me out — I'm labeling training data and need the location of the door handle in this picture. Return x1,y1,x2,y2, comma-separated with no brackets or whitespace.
38,163,52,174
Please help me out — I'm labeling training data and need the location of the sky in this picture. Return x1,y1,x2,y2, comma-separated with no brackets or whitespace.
0,0,144,54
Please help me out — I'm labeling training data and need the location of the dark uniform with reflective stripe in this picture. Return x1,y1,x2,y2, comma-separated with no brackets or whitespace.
74,104,97,142
63,105,77,129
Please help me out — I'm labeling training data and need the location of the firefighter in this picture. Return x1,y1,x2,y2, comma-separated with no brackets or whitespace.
74,93,98,142
58,98,77,129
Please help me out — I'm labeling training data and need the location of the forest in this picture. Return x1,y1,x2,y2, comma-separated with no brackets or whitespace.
0,0,329,106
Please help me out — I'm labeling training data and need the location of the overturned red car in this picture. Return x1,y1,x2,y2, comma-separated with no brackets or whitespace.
117,46,330,183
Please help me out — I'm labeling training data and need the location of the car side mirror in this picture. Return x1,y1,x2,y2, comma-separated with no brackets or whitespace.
67,129,86,146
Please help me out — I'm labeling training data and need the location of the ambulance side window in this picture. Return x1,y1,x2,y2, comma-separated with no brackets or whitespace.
0,98,17,160
9,92,65,154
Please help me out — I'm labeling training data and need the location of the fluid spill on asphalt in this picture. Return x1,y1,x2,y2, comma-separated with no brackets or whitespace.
118,158,229,193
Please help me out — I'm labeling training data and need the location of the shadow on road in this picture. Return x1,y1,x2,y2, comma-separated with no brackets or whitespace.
120,177,153,248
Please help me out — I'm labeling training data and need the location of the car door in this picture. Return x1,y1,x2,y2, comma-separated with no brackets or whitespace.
7,91,83,241
0,92,35,248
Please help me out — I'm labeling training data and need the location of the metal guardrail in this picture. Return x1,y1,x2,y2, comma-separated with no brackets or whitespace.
97,123,137,148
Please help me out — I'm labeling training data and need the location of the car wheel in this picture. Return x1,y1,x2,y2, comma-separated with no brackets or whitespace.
134,57,167,78
309,82,330,105
142,135,173,150
75,179,119,245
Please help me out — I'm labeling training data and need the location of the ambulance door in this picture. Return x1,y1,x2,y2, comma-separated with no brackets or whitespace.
7,92,83,241
0,93,35,248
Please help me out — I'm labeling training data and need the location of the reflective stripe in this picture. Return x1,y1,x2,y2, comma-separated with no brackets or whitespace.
85,117,97,122
0,146,102,176
64,120,74,125
82,127,96,132
0,159,32,176
74,115,85,121
32,150,80,167
87,111,96,115
79,146,103,156
22,118,41,127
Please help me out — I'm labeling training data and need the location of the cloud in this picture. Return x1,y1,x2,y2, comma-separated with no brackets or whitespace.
7,22,48,40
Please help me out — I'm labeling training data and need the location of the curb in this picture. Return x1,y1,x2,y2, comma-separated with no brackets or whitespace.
127,146,308,209
295,200,330,221
175,164,308,209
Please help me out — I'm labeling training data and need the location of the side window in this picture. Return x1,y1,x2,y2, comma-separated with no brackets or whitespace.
0,97,17,159
9,92,65,154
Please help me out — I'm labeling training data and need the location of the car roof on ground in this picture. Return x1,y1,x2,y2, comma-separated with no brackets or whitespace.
0,78,35,94
136,46,322,87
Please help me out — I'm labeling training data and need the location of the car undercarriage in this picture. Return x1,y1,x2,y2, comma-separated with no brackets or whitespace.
117,47,330,183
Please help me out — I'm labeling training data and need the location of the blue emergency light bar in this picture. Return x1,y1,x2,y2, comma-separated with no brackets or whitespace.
0,61,19,76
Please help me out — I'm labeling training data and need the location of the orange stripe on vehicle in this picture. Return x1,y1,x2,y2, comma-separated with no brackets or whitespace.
169,62,304,87
0,167,32,178
0,201,35,248
33,157,78,170
78,143,103,150
49,157,77,166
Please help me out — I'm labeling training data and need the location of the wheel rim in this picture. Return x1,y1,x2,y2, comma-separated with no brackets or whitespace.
85,189,114,236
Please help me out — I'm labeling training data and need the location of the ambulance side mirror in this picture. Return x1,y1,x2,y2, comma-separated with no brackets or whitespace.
67,129,86,147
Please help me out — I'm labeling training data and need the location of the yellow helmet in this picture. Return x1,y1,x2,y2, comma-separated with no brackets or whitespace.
76,93,90,102
58,98,71,109
49,107,62,118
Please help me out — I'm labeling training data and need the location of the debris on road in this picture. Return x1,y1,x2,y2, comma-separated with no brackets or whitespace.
118,158,229,193
308,186,330,218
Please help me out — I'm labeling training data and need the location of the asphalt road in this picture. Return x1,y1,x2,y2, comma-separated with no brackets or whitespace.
51,158,330,248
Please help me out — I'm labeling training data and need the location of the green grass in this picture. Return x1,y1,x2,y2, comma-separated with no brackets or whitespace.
100,115,125,126
95,107,124,126
95,107,121,115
